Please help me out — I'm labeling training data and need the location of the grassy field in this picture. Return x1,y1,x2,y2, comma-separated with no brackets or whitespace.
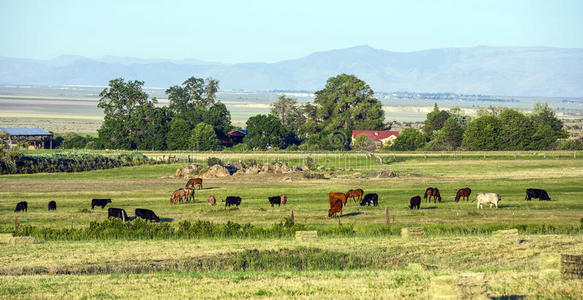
1,151,583,298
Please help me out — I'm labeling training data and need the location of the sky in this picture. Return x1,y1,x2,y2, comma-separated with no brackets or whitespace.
1,0,582,63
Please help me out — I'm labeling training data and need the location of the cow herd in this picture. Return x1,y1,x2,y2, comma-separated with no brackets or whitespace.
12,178,553,224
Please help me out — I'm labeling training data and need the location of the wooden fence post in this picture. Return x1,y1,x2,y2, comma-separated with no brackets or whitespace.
290,210,295,225
385,207,390,227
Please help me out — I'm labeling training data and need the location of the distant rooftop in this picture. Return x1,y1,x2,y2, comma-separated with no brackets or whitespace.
0,128,53,136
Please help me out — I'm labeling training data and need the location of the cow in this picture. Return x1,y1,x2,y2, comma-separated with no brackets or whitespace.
108,208,129,221
328,192,346,218
328,196,344,218
280,194,287,205
409,196,421,209
424,187,441,203
186,178,203,190
170,189,186,205
360,193,378,206
346,189,364,205
476,193,501,209
91,198,111,209
268,196,283,207
135,208,160,222
183,188,195,203
225,196,242,207
48,201,56,211
455,188,472,202
207,195,217,206
525,188,551,201
14,201,27,212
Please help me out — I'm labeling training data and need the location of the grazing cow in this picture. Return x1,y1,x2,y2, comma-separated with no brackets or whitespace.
525,188,551,201
186,178,203,190
280,194,287,205
268,196,282,207
48,201,56,211
135,208,160,222
329,192,347,207
183,188,195,203
476,193,501,209
108,208,129,221
346,189,364,205
225,196,242,207
328,196,344,218
14,201,27,212
424,187,441,203
170,189,186,205
207,195,217,206
360,193,378,206
455,188,472,202
409,196,421,209
91,199,111,209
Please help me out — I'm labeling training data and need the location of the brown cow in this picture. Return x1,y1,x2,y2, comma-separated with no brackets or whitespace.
280,194,287,205
207,195,216,206
328,192,346,217
170,189,187,205
183,188,195,203
186,178,203,190
345,189,363,205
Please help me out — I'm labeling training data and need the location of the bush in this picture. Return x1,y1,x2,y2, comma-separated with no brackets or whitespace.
206,157,223,166
554,139,583,150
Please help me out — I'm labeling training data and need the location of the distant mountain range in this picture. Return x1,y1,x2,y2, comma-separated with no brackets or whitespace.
1,46,582,97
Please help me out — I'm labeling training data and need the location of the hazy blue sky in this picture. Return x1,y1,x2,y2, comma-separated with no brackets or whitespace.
1,0,582,63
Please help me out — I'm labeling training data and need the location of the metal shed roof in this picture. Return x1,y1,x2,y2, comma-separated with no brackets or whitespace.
0,128,53,136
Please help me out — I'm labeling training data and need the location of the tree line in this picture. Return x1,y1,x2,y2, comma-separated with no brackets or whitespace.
52,74,580,151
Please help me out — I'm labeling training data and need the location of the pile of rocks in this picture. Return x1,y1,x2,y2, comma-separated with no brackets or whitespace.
173,161,302,179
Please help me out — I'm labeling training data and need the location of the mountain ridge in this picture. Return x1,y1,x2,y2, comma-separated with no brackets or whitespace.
1,45,582,97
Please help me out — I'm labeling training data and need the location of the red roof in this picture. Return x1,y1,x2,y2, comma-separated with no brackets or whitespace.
351,130,399,141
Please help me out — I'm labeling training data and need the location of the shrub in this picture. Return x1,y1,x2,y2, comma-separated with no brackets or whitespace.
206,157,223,166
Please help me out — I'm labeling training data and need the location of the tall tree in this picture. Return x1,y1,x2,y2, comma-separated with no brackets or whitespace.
166,77,218,113
461,116,502,150
423,104,451,138
245,114,290,149
498,109,536,150
166,118,191,150
530,102,566,139
190,122,222,151
432,117,465,150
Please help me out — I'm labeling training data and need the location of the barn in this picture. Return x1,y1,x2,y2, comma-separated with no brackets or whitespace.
227,129,248,144
0,128,54,150
351,130,399,149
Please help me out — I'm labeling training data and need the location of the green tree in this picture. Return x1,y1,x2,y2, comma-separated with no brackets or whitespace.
96,78,157,149
190,122,222,151
462,116,502,150
431,117,464,150
128,104,172,150
166,77,218,113
353,134,376,151
312,74,385,142
529,124,556,150
530,102,566,139
498,109,536,150
245,114,290,149
391,128,425,151
271,95,306,133
423,104,451,137
166,118,191,150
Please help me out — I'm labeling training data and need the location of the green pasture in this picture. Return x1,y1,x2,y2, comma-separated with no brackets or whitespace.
1,152,583,229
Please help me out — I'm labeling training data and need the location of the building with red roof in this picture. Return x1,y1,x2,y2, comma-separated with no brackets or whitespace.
351,130,399,149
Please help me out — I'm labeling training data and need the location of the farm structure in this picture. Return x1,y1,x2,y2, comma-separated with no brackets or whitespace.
0,128,53,150
351,130,399,149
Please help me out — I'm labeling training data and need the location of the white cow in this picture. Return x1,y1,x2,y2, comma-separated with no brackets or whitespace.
476,193,501,209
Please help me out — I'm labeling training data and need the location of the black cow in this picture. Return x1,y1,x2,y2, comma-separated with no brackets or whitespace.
135,208,160,222
360,193,379,206
91,198,111,209
225,196,242,207
409,196,421,209
525,189,551,201
14,201,27,212
268,196,281,207
48,201,56,211
108,208,129,221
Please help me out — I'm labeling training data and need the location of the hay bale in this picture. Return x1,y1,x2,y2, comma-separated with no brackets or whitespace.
9,236,35,244
401,227,424,239
561,254,583,279
295,231,317,242
491,229,519,244
427,272,488,300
